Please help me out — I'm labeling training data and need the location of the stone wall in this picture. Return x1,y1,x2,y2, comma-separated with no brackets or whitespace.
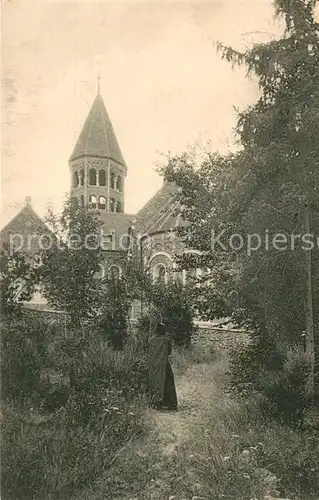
194,326,250,352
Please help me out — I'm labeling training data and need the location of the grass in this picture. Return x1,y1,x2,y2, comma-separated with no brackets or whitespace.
77,354,319,500
172,359,319,500
1,315,149,500
2,315,319,500
170,342,217,375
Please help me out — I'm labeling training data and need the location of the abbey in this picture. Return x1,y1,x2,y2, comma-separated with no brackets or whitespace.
1,90,201,300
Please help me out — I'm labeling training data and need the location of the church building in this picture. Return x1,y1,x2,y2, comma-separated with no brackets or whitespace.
1,90,202,312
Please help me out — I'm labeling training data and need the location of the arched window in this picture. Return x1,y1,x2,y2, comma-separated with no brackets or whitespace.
109,265,121,280
80,195,85,206
73,171,79,188
110,198,115,212
89,168,97,186
98,196,106,210
110,172,115,189
153,263,167,284
79,169,84,186
116,201,122,213
99,170,106,186
89,194,97,209
116,176,122,192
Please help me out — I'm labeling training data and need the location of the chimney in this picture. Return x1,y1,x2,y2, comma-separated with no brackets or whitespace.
25,196,32,206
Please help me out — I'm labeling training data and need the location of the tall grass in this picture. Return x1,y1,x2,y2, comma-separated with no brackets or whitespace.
80,356,319,500
1,315,149,500
176,374,319,500
2,316,318,500
152,358,319,500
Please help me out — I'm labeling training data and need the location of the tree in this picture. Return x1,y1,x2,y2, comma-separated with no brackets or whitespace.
162,0,319,392
39,198,104,325
98,275,131,350
0,246,36,317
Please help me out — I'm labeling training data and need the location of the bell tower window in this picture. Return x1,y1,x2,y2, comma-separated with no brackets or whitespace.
116,176,122,192
99,170,106,187
79,169,84,186
89,194,97,209
73,171,79,188
116,201,122,213
98,196,106,210
110,172,115,189
89,168,97,186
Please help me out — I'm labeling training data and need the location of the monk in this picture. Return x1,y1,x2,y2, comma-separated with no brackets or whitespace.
148,322,178,411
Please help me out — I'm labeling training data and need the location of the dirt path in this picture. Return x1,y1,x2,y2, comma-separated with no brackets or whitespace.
144,362,216,457
108,361,220,500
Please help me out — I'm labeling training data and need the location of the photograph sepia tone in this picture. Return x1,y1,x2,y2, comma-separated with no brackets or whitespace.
1,1,319,499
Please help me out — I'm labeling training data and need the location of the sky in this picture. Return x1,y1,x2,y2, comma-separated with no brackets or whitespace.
1,0,287,228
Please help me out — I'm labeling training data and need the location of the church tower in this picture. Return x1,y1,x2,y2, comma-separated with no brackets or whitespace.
69,90,127,214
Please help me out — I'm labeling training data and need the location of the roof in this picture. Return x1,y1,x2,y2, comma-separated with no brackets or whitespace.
69,92,126,168
135,181,186,235
0,200,52,253
100,212,135,251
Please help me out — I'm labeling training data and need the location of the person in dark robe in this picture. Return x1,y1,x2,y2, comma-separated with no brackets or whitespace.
148,322,178,411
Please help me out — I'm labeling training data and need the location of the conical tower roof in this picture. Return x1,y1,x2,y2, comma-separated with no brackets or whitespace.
69,92,126,168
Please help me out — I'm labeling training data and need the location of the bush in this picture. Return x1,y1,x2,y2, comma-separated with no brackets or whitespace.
158,359,319,500
141,281,197,346
1,315,49,403
257,347,312,427
228,329,286,390
98,276,130,350
2,390,145,500
134,314,150,350
1,315,148,500
229,330,312,427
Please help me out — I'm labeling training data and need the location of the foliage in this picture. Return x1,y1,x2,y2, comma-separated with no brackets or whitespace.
160,0,319,389
142,279,197,346
97,275,131,350
257,346,312,427
229,336,312,427
1,315,49,403
78,352,319,500
134,314,152,349
126,258,197,346
0,247,37,317
151,280,197,346
1,315,148,500
179,387,319,500
39,197,104,324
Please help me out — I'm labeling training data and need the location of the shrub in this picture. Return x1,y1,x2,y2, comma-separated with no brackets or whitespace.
140,281,197,346
257,347,312,427
228,329,286,391
229,330,312,427
1,315,49,403
134,314,150,350
1,316,148,500
162,359,319,500
2,390,145,500
98,276,130,350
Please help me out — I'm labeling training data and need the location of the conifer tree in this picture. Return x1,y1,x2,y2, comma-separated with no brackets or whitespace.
163,0,319,392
